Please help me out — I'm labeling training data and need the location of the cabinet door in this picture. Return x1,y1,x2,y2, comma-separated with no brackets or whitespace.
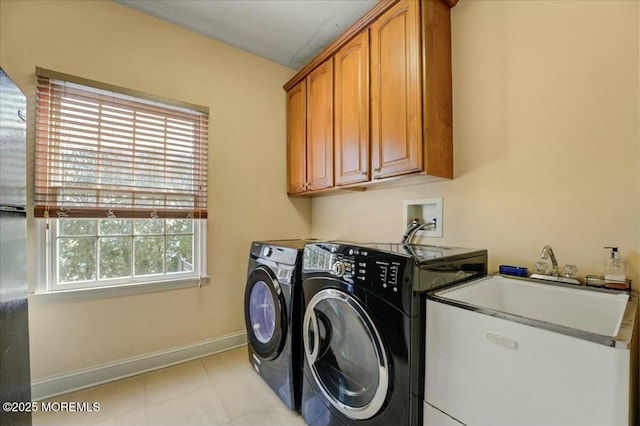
334,31,369,186
286,80,307,194
370,0,422,179
306,59,334,191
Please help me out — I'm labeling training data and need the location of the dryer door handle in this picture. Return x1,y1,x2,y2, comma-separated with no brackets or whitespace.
304,309,320,364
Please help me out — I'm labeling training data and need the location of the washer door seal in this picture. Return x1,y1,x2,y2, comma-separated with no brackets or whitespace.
245,265,286,360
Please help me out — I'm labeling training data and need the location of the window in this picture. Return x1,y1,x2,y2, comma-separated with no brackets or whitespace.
41,217,203,292
34,68,209,294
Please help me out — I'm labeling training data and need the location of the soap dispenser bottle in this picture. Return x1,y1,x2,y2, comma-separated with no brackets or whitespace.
604,247,626,289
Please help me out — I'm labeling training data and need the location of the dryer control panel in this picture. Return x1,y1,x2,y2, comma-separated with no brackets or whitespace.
251,241,300,266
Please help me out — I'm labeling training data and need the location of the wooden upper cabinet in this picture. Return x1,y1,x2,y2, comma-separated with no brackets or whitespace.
420,0,454,179
286,80,307,194
334,31,370,186
370,0,422,179
284,0,454,195
306,59,334,191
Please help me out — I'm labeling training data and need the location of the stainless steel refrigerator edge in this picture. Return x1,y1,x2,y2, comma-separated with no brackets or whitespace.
0,68,32,426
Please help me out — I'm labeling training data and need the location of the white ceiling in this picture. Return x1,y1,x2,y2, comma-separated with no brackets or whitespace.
115,0,378,71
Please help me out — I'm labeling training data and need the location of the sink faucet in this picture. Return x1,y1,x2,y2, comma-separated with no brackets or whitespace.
540,245,559,277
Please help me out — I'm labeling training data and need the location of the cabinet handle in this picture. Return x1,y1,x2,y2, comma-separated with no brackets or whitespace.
360,170,366,175
373,168,381,173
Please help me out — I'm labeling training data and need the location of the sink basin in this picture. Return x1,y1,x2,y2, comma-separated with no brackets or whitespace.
432,275,630,338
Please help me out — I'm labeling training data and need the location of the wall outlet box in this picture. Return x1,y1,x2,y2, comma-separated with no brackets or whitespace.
402,198,443,239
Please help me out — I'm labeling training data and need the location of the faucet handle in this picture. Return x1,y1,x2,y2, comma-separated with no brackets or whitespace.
535,261,549,275
563,265,578,278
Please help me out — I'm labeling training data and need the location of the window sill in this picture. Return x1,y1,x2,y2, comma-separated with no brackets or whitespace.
30,276,210,302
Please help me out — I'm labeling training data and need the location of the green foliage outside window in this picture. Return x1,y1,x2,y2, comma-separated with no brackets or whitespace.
57,219,194,284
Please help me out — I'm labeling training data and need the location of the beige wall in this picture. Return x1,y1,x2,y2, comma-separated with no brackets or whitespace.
1,0,638,382
313,0,640,287
0,0,310,379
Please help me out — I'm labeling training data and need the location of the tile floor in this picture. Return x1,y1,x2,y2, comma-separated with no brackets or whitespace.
33,345,307,426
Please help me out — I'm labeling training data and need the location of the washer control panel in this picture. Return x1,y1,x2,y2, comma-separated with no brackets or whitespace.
303,243,412,305
331,260,350,278
368,259,403,292
350,247,408,297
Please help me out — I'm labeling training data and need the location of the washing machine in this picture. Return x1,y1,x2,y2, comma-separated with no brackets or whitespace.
244,239,312,411
299,242,487,426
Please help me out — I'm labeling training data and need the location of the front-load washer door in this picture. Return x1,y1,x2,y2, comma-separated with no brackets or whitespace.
245,265,286,360
303,287,389,420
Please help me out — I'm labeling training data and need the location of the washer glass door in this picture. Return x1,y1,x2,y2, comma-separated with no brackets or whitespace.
303,287,389,420
249,281,276,343
245,265,286,360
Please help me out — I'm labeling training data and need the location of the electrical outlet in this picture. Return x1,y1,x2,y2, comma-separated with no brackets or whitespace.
402,198,443,239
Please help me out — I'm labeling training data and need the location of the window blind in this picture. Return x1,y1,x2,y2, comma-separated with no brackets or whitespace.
34,67,209,219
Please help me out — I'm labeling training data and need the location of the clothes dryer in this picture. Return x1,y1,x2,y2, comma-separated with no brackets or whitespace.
244,239,311,411
299,242,487,426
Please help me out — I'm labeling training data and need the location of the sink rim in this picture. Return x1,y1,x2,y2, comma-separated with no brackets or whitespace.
529,273,581,286
428,275,637,349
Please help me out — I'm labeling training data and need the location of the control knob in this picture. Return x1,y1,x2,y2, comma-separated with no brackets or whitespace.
262,246,272,257
332,261,347,277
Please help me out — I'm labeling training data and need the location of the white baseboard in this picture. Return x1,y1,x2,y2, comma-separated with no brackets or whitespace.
31,331,248,401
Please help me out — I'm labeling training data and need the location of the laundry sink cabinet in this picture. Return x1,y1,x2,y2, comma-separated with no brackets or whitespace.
424,277,637,426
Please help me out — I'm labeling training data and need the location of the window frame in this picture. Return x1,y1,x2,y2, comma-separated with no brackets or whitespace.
34,218,208,298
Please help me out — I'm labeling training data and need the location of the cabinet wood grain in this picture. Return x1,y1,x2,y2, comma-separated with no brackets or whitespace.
286,80,306,194
370,0,422,179
306,59,334,191
334,31,370,186
420,0,454,179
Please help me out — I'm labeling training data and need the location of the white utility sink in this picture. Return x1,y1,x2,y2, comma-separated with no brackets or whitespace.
437,275,629,336
425,275,638,426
